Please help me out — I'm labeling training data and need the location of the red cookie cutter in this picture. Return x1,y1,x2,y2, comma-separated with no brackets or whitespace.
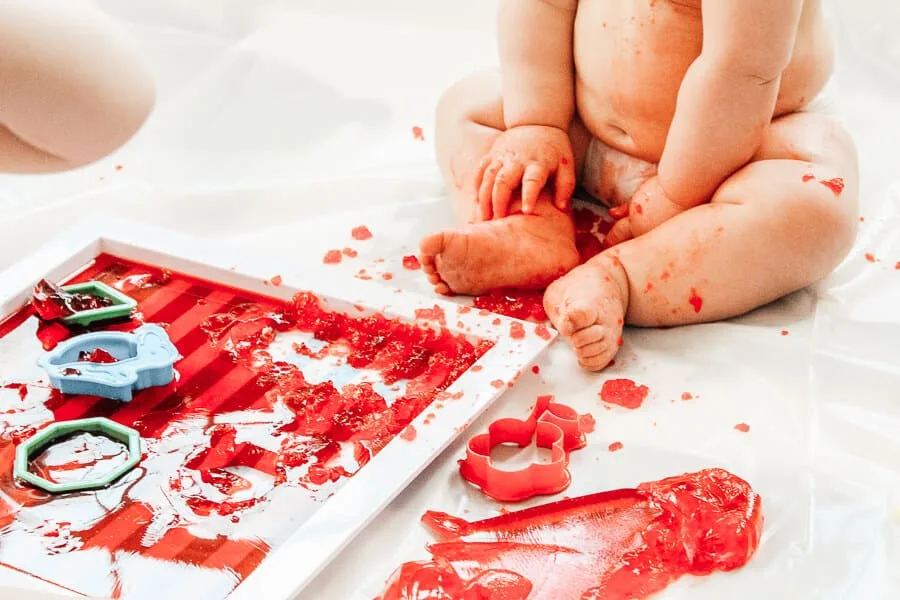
458,395,590,502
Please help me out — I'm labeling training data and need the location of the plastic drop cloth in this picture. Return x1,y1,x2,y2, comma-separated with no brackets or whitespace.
0,1,898,599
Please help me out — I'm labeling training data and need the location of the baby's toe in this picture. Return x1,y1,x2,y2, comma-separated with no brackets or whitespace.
578,352,614,372
570,325,607,349
558,304,598,336
573,335,617,372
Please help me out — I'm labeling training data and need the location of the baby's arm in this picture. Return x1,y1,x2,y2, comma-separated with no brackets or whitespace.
656,0,804,209
0,0,155,173
499,0,577,130
476,0,578,216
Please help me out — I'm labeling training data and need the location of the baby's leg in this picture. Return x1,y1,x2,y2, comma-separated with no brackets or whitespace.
419,71,592,295
0,0,155,173
544,111,858,371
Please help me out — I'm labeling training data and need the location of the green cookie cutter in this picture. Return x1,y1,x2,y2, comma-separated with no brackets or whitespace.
60,281,137,327
14,417,142,494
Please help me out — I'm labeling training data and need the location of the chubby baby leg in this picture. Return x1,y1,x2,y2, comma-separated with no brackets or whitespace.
0,0,155,173
545,111,859,371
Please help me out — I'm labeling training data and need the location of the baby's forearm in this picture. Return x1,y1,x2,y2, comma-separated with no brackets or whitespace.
498,0,577,131
657,0,803,209
657,57,781,208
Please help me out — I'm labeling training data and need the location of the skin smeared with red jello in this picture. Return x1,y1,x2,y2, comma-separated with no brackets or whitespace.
378,468,763,600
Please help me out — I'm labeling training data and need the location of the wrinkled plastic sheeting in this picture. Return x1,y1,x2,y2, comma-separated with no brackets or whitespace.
0,1,897,599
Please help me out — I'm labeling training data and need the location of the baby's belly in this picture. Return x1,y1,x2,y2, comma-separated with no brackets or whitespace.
573,0,833,164
574,0,702,163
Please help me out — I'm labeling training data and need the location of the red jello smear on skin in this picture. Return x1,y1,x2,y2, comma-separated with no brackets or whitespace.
689,288,704,313
819,177,844,196
600,378,650,410
377,468,764,600
0,253,493,596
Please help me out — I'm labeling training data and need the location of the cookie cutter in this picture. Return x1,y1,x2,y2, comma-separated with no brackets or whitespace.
14,417,142,494
458,395,590,502
37,324,180,402
33,280,137,327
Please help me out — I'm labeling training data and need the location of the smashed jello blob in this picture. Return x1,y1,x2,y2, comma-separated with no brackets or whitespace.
402,255,422,270
31,279,113,321
77,348,119,364
600,378,650,410
351,225,373,240
473,290,547,322
377,468,763,600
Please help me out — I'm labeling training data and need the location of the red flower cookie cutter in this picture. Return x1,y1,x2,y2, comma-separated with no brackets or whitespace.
458,395,590,502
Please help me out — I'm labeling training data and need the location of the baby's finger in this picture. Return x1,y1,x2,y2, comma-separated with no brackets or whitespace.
521,163,549,214
492,161,525,219
478,159,504,220
602,217,634,249
473,156,490,195
554,157,577,211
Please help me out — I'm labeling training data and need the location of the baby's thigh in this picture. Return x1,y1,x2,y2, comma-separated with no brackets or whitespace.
579,138,658,208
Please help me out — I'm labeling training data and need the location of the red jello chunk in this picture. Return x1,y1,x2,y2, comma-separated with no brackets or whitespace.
77,348,119,364
31,279,113,321
472,290,547,322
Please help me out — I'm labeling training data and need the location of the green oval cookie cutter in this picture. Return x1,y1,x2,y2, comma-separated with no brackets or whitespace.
14,417,142,494
60,281,137,327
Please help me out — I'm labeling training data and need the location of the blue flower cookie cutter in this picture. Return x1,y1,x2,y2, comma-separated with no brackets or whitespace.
37,324,180,402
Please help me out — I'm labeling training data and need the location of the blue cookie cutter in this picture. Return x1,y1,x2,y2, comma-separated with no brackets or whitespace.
37,324,180,402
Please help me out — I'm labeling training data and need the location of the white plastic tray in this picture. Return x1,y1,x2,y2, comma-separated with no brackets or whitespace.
0,216,555,600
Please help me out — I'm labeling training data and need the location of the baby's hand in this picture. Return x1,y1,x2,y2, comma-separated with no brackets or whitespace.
603,177,687,247
475,125,576,220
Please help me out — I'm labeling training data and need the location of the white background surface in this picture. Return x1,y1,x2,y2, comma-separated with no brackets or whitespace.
0,1,898,599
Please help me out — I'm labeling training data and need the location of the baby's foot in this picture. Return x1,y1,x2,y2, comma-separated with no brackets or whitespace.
419,209,579,296
543,255,630,371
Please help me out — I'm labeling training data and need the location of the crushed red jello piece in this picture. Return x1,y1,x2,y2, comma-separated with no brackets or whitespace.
31,279,113,321
472,290,547,322
77,348,119,364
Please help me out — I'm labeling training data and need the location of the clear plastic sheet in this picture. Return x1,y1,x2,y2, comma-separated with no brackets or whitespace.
0,1,898,598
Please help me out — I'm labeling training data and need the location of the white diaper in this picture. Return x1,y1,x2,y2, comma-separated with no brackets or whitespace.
580,138,658,208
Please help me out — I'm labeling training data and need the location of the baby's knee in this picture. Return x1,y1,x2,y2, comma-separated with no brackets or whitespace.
435,70,502,129
773,168,859,271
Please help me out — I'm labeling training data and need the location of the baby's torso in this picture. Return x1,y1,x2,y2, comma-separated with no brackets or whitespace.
574,0,834,162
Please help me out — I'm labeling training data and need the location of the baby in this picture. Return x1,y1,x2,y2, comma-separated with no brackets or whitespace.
0,0,154,173
420,0,858,371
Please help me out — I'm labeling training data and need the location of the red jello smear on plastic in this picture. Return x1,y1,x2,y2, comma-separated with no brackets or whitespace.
377,468,763,600
0,253,492,596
